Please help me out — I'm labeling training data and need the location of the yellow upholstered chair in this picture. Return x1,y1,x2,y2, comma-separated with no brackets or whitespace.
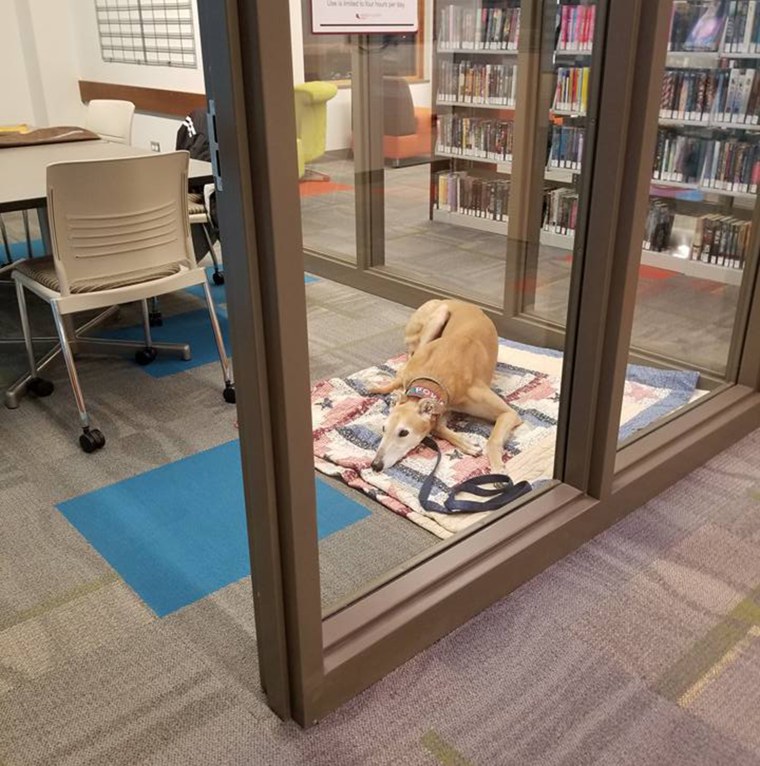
294,82,338,181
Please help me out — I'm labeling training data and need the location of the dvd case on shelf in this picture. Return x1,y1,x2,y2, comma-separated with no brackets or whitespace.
437,60,518,105
435,114,516,161
557,1,596,52
437,3,521,51
669,0,729,52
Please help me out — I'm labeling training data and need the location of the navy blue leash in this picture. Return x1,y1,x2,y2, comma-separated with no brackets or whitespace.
418,436,532,514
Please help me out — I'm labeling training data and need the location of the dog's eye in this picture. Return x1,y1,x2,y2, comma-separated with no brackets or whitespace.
399,429,409,438
382,425,386,433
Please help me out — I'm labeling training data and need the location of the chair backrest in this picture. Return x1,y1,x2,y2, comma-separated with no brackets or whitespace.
85,99,135,145
294,82,338,163
46,152,195,296
382,77,417,137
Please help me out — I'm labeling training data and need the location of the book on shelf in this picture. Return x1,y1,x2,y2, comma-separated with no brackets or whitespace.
702,137,760,191
660,67,760,124
437,4,521,51
724,0,760,53
548,124,584,170
691,213,750,266
643,201,676,251
669,0,729,52
553,66,591,113
437,60,517,106
652,129,709,183
557,1,596,51
542,187,579,235
660,68,710,121
435,115,516,161
433,171,511,221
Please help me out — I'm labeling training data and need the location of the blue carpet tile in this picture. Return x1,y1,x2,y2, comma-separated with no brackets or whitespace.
96,308,232,378
58,440,369,616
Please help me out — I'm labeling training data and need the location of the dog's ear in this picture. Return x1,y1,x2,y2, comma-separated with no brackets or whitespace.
417,397,445,417
389,389,407,407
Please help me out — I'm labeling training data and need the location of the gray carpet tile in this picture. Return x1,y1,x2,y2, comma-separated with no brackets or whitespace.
1,423,759,763
0,272,441,624
1,167,760,764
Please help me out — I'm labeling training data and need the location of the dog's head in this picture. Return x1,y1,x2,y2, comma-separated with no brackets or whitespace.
371,392,445,472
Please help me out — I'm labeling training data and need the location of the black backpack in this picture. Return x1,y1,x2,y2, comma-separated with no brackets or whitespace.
176,109,218,236
176,109,211,161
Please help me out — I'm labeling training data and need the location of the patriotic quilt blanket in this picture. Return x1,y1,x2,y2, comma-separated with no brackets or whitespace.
311,340,702,539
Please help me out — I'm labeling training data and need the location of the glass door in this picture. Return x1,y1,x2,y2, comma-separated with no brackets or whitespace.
291,0,609,614
196,0,760,727
619,0,760,442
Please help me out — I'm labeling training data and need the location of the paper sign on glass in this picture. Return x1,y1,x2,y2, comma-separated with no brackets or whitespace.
311,0,418,34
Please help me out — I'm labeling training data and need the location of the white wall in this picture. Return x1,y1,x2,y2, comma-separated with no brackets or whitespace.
3,0,433,153
24,0,87,126
2,0,200,150
69,0,206,151
0,1,39,125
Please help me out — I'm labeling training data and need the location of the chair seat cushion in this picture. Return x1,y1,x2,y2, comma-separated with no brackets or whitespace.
188,193,206,216
15,256,181,294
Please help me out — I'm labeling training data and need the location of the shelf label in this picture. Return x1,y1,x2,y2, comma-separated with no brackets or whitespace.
310,0,418,34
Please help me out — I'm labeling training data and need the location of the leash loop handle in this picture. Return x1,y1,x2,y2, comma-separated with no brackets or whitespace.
418,437,532,514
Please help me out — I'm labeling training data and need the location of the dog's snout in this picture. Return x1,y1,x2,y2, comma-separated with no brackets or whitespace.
371,458,383,472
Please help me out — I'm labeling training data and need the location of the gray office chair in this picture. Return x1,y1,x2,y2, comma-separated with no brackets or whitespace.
12,151,235,452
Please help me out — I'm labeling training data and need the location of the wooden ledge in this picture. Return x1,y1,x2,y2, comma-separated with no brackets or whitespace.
79,81,206,118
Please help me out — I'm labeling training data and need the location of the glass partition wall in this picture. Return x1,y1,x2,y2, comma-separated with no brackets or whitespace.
197,0,760,727
297,0,608,613
619,0,760,441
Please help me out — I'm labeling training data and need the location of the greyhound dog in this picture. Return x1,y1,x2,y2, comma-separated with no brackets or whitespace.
369,299,522,472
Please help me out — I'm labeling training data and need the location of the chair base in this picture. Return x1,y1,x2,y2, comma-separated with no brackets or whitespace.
79,427,106,453
4,307,191,409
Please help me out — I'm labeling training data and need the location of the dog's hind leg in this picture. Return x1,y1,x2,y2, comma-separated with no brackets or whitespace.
417,303,450,350
405,300,449,355
460,386,522,472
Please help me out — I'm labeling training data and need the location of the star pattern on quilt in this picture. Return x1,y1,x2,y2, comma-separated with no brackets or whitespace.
316,397,334,410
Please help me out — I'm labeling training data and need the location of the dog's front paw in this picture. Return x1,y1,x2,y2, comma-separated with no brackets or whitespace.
460,440,482,457
367,377,399,396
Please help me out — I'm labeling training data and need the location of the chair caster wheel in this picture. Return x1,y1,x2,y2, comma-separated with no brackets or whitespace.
79,428,105,453
149,311,163,327
223,384,236,404
28,377,54,397
212,271,225,286
135,347,158,365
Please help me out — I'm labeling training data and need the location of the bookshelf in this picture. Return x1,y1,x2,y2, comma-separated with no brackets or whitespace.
429,0,759,286
430,0,595,257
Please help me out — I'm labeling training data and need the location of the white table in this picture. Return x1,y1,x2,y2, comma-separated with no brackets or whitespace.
0,139,213,213
1,139,214,408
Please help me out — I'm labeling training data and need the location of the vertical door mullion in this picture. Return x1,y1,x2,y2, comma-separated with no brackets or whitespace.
504,0,555,318
352,36,386,269
558,0,672,495
198,0,325,724
196,0,291,719
728,200,760,385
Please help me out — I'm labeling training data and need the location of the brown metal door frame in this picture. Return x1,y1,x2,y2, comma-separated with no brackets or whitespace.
197,0,760,728
197,0,323,723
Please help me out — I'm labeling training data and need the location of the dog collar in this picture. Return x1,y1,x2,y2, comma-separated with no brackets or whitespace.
406,377,449,407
